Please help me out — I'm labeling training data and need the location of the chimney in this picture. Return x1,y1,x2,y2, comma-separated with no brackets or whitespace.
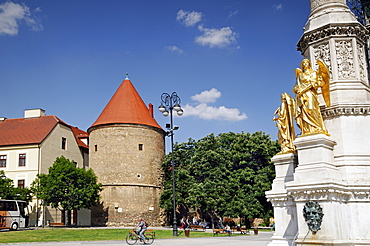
24,109,46,119
148,103,154,118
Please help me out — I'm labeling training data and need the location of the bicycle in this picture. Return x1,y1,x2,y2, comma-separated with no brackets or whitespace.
126,229,155,245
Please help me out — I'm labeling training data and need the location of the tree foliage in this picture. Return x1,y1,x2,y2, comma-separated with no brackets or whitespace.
31,156,103,211
160,131,279,221
0,170,32,202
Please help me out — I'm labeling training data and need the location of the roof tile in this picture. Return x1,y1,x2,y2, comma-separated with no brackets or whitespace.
90,78,162,129
0,116,59,146
0,115,89,148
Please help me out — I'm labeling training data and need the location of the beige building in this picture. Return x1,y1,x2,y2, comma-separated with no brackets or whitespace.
0,108,90,226
88,76,165,226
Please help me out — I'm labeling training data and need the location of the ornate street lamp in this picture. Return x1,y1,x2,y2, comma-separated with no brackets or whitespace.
158,92,183,237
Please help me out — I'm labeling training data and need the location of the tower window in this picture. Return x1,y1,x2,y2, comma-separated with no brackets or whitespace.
138,144,143,151
94,145,98,152
62,137,67,150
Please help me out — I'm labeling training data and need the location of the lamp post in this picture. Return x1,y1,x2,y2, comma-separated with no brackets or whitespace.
158,92,183,237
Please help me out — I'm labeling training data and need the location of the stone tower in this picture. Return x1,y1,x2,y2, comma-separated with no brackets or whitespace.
267,1,370,246
88,75,165,226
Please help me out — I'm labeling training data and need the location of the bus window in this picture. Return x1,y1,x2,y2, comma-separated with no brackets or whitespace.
0,201,17,211
7,201,17,211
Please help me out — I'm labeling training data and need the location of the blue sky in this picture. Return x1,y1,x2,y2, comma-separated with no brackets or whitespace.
0,0,311,150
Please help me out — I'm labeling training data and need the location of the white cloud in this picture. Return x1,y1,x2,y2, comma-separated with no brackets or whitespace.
0,1,43,36
176,9,202,27
191,88,221,103
195,25,237,48
183,88,247,122
166,45,184,54
273,4,283,10
228,10,239,18
183,103,247,121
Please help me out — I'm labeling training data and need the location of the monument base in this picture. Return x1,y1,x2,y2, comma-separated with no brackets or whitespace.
266,153,298,246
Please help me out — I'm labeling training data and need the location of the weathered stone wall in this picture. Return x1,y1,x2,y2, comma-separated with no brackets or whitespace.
92,185,163,226
89,124,165,226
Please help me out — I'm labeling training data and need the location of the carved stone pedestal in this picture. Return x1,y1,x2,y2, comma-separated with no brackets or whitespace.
292,134,339,183
266,153,298,246
285,134,356,246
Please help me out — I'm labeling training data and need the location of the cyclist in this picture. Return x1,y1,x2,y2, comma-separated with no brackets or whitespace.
134,218,147,241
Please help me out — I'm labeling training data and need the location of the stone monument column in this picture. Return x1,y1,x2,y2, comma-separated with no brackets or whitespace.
268,1,370,245
290,0,370,245
298,0,370,180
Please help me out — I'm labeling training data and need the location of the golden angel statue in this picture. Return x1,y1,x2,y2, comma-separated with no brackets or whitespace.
273,92,297,154
293,59,330,136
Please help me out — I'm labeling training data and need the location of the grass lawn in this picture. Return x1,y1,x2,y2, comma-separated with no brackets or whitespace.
0,228,250,243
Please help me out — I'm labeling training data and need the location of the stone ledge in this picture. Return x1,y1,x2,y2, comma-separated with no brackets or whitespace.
297,23,367,53
322,106,370,118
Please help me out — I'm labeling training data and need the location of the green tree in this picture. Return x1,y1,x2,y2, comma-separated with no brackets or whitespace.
160,131,279,225
0,170,32,202
31,156,103,225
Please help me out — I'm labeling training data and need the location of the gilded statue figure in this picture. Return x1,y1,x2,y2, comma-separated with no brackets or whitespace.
273,93,296,154
293,59,330,136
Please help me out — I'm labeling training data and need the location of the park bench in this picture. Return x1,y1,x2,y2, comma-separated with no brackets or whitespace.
212,228,231,236
231,226,249,234
129,229,155,237
189,224,206,232
49,222,65,227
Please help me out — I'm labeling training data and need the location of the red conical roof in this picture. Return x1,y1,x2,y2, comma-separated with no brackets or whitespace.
90,77,161,129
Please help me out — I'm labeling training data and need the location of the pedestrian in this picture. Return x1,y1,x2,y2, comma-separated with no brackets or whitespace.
180,217,187,229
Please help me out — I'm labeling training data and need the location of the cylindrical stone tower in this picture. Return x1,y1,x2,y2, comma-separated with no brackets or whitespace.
88,75,165,226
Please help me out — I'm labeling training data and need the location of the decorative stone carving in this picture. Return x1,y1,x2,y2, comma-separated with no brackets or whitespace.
303,201,324,235
283,188,370,203
267,196,296,207
287,188,352,202
336,40,355,79
352,191,370,200
297,24,368,54
313,42,331,75
322,106,370,118
357,43,368,82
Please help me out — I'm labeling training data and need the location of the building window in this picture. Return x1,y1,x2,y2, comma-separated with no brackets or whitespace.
62,137,67,150
94,145,98,152
17,180,25,188
0,155,6,168
138,144,143,151
19,154,26,167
